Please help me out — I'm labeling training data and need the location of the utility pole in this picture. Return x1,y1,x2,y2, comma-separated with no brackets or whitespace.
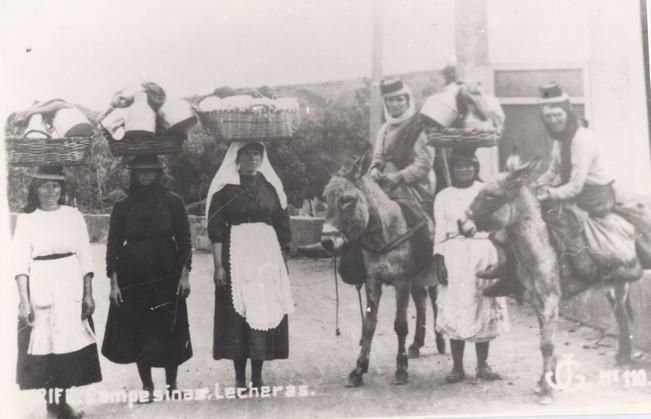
369,0,384,145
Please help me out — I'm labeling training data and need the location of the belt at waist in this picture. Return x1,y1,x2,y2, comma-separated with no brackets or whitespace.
33,252,74,261
230,218,272,226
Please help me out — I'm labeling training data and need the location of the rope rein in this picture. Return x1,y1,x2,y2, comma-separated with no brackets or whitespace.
331,252,365,337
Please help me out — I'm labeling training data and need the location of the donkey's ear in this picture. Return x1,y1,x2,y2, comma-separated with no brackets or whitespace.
344,152,368,180
508,157,542,183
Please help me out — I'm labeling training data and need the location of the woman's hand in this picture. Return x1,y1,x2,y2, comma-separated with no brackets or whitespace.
177,267,191,298
109,273,123,306
82,294,95,319
18,301,33,326
536,185,552,202
370,167,383,182
433,254,448,286
214,264,227,288
384,172,402,188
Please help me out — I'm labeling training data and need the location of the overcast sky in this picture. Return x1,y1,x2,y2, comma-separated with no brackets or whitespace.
0,0,455,112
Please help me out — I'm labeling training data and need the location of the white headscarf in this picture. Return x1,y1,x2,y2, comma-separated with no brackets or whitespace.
205,141,288,219
382,84,416,126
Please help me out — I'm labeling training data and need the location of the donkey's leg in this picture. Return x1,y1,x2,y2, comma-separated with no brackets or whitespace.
429,285,446,354
408,285,427,358
347,279,382,387
610,283,634,365
533,293,560,403
394,281,411,384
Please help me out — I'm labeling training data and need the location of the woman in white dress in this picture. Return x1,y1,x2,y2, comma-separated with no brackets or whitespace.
433,149,509,383
12,166,101,419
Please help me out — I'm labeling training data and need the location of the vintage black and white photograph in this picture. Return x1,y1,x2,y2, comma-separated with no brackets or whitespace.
1,0,651,418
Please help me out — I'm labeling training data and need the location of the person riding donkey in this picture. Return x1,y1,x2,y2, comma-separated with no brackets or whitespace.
484,82,642,297
366,78,437,274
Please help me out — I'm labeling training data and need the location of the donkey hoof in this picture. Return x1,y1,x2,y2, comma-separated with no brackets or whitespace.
346,371,364,388
394,370,409,385
435,334,446,354
407,345,420,359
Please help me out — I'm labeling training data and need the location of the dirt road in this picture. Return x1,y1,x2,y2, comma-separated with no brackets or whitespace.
14,245,651,418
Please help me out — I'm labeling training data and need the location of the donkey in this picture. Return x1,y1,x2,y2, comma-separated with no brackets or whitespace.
321,156,440,387
458,154,642,403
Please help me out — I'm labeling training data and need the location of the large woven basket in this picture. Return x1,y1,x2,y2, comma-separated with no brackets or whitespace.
5,130,92,166
199,109,297,141
425,128,502,149
105,130,185,156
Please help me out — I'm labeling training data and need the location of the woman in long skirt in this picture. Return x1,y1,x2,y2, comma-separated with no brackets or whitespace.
102,155,192,400
206,141,293,391
12,166,102,419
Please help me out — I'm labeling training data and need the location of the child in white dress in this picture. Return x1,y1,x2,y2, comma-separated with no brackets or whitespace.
434,149,510,383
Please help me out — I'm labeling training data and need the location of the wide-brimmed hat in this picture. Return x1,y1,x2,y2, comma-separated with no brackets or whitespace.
380,78,410,98
538,82,570,106
33,165,65,181
127,155,164,170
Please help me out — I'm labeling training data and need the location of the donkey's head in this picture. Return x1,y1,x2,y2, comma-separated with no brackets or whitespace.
461,153,542,233
321,155,371,249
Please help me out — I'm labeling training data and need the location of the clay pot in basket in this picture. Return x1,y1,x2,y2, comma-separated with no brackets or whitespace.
158,98,196,134
52,107,93,137
420,84,460,128
101,108,127,140
125,91,156,138
25,114,50,138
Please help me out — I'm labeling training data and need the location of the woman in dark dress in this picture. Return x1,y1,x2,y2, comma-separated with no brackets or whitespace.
206,141,293,391
102,155,192,400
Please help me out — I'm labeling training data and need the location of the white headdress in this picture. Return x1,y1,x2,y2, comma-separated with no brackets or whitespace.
205,141,288,219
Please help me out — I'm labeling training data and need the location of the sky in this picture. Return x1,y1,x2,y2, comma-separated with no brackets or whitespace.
0,0,455,113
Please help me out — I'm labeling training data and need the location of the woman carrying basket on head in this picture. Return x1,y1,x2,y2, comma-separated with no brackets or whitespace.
102,155,193,402
206,141,293,393
12,166,102,419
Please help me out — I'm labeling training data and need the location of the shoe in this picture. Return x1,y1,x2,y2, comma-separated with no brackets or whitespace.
482,278,523,298
445,368,466,384
57,402,84,419
476,364,502,381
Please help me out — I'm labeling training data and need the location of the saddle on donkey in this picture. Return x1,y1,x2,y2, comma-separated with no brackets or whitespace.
541,183,643,287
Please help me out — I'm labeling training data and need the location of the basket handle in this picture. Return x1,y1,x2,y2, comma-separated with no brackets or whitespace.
22,129,52,139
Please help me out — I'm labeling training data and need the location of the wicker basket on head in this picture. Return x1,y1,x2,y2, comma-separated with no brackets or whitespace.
425,127,502,149
104,130,185,156
5,130,92,166
198,107,298,142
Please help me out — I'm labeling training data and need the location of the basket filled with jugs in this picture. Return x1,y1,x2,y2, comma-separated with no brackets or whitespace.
421,82,505,149
98,82,198,156
194,86,300,142
5,99,96,166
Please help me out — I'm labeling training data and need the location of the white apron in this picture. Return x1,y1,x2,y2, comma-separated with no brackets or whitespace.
229,223,294,331
28,255,96,355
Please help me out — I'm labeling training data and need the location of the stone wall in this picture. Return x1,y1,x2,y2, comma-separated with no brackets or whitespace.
9,213,325,254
